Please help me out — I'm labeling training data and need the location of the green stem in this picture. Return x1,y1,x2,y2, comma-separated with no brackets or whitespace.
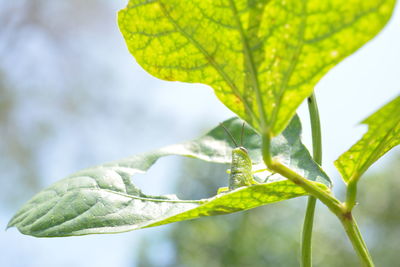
262,138,342,214
262,133,374,266
340,213,375,267
301,197,317,267
301,92,322,267
307,92,323,165
345,179,358,211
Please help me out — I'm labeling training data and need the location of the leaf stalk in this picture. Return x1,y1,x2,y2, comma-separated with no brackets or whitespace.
345,179,358,211
262,150,343,216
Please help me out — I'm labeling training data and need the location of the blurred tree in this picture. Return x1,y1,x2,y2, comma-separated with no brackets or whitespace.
0,0,155,209
136,155,400,267
355,154,400,267
1,1,204,266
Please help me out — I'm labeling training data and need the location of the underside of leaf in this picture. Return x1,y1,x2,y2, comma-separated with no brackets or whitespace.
9,176,327,237
119,0,395,136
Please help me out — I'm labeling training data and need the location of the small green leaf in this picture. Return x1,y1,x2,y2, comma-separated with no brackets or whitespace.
8,117,329,237
118,0,395,136
335,95,400,183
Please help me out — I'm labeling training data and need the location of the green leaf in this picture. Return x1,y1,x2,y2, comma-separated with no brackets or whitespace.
118,0,395,136
8,117,330,237
335,95,400,183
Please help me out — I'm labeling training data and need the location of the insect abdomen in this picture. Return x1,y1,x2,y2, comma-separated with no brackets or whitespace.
229,147,253,190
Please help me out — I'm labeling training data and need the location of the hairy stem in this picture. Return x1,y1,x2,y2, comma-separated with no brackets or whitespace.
301,92,322,267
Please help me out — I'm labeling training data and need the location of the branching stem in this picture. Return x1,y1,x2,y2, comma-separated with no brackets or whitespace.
261,117,375,266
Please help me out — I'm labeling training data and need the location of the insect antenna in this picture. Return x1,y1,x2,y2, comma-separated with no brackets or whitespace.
240,122,245,146
220,122,239,147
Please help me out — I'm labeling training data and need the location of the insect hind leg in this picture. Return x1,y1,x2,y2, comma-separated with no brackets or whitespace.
217,186,229,194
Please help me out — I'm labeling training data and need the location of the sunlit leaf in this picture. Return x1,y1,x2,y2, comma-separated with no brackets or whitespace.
8,117,330,237
8,176,327,237
335,95,400,183
118,0,395,136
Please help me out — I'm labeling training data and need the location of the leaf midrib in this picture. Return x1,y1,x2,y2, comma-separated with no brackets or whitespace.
228,0,267,127
270,0,308,135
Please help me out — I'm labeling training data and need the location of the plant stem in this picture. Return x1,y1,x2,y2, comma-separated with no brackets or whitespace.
262,132,375,266
301,92,322,267
262,138,342,214
307,92,323,165
262,150,375,266
345,179,358,211
301,197,316,267
340,212,375,267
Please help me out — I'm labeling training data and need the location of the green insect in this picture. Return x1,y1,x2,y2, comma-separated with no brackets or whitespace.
217,122,260,194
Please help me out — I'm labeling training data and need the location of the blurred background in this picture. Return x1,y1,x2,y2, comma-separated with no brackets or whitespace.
0,0,399,266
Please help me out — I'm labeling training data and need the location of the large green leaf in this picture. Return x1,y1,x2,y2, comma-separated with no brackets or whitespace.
118,0,395,136
8,117,330,237
335,95,400,183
